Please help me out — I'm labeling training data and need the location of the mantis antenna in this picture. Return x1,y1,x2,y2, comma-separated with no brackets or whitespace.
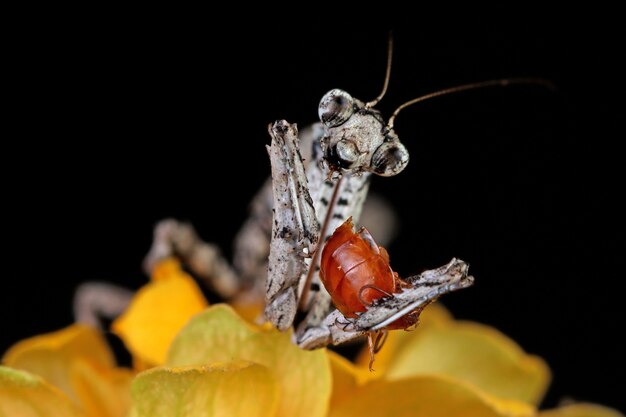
387,77,556,130
365,34,394,109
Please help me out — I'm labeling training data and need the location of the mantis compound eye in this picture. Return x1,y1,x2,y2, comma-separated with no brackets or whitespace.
371,140,409,176
318,89,354,127
332,139,360,169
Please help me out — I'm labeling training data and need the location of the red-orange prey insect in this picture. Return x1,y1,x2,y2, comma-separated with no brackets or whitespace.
320,216,426,369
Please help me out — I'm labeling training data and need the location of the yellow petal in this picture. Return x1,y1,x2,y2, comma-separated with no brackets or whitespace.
539,403,624,417
327,348,536,417
2,324,115,404
482,396,537,417
71,360,133,417
150,257,185,282
355,302,453,373
2,325,133,417
230,296,265,324
0,366,83,417
328,350,371,409
167,304,331,417
328,374,535,417
112,265,208,366
2,324,114,368
130,361,279,417
364,315,550,405
417,301,455,324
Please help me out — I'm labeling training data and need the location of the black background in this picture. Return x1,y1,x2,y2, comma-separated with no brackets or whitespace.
4,22,623,412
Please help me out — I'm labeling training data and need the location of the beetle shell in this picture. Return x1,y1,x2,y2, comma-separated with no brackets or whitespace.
320,217,398,318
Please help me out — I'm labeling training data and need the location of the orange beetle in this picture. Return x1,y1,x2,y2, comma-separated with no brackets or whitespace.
320,216,426,369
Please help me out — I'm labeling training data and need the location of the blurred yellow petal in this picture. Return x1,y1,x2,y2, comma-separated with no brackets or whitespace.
71,360,133,417
112,261,208,366
130,356,153,373
167,304,331,417
364,314,550,405
168,304,257,357
3,325,132,417
0,366,83,417
539,403,624,417
481,395,536,417
328,374,534,417
328,351,371,409
150,257,186,282
230,296,265,324
418,301,455,324
2,324,114,404
131,361,278,417
3,324,114,368
356,302,453,373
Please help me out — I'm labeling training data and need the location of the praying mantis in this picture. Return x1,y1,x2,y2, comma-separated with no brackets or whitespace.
76,38,551,365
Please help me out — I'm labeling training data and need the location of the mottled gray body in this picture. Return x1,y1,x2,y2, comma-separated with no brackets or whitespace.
114,89,474,352
262,89,473,348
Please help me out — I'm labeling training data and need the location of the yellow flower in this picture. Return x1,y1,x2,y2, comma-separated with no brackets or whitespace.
0,257,202,417
111,258,208,368
127,304,623,417
2,325,132,417
1,258,622,417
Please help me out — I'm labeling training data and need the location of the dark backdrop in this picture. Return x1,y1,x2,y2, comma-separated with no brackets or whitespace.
4,24,623,411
